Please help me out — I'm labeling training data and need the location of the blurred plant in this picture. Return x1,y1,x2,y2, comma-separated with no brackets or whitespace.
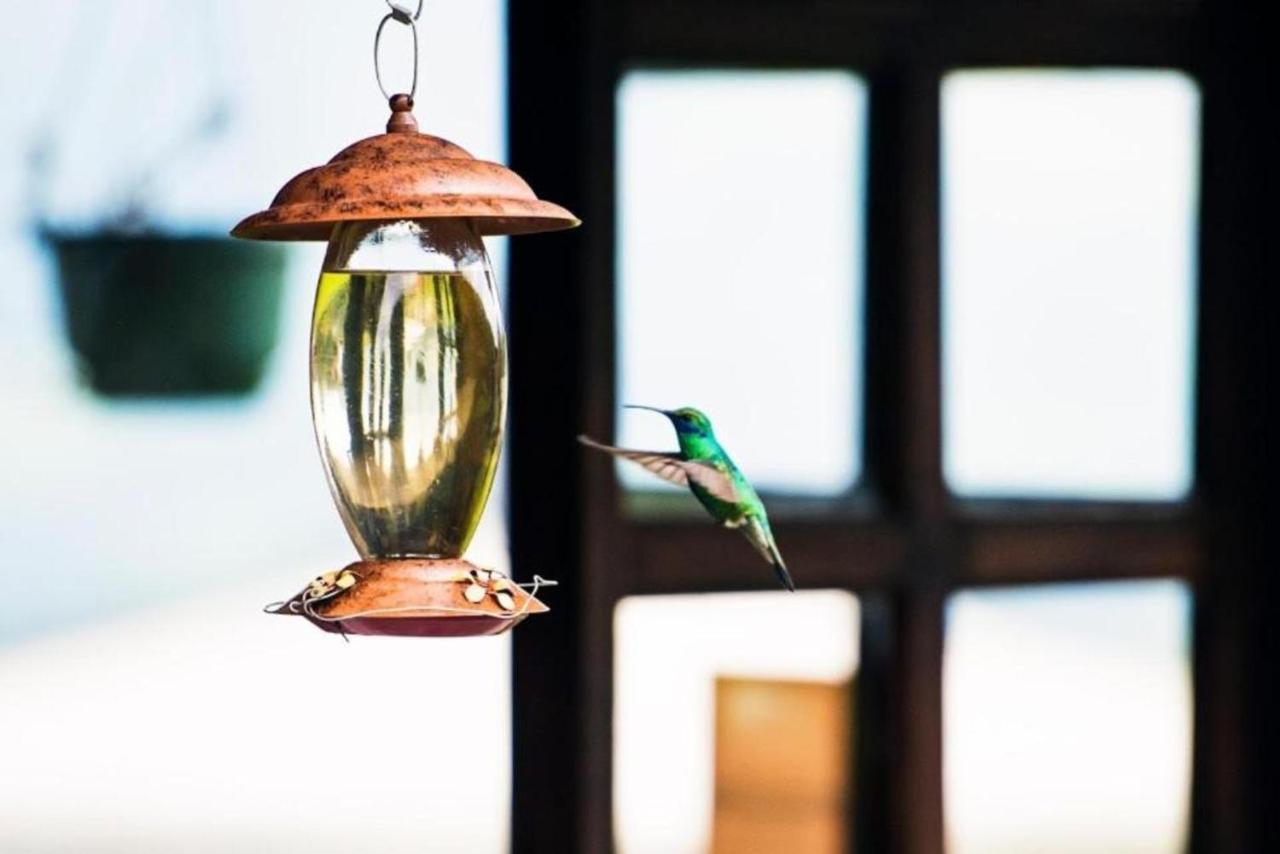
25,3,287,398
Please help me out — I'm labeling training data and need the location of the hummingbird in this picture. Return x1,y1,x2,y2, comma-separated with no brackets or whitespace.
578,406,795,591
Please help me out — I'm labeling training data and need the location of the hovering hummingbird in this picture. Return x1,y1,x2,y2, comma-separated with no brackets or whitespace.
578,406,795,591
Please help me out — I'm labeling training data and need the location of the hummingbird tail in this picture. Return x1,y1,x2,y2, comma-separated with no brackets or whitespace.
773,558,793,591
744,516,796,592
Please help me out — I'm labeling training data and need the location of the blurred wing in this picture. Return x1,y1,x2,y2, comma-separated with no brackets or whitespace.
577,435,742,503
682,460,741,504
577,435,690,489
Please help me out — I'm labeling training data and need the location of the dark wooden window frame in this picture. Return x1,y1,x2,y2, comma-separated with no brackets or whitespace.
508,2,1271,852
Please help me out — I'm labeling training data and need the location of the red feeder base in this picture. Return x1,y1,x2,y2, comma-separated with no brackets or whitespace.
269,558,549,638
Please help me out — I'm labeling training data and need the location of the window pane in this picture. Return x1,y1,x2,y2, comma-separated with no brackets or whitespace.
944,580,1193,854
617,71,867,495
942,70,1200,500
614,591,859,853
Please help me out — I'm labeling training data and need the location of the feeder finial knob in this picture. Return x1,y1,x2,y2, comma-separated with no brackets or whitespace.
387,94,418,133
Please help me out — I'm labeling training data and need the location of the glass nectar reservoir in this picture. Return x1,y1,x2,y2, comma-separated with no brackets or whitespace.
311,219,506,560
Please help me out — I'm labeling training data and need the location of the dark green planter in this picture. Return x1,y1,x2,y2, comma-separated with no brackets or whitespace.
49,234,289,396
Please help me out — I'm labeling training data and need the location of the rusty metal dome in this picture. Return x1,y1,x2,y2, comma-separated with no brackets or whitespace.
231,95,579,241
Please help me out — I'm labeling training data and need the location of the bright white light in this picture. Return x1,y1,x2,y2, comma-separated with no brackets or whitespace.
0,2,511,851
617,71,866,495
944,580,1193,854
0,585,511,854
613,590,859,854
942,70,1200,500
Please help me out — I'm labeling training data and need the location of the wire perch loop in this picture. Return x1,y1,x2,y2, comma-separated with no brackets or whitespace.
374,0,424,102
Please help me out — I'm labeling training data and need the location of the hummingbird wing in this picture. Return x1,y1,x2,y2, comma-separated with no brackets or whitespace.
576,435,740,503
577,436,688,485
680,460,743,504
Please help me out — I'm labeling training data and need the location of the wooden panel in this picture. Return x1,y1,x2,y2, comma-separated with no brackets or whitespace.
713,677,852,854
507,0,616,851
1190,3,1272,852
622,0,1194,67
963,520,1201,585
891,65,948,854
628,519,906,594
892,583,946,854
714,803,845,854
851,594,894,853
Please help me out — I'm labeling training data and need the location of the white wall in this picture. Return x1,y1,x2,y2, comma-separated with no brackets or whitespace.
0,3,512,851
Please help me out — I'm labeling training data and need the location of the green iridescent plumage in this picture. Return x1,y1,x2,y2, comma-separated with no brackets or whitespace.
578,405,795,591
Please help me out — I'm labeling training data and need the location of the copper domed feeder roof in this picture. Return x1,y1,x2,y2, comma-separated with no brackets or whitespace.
232,95,578,241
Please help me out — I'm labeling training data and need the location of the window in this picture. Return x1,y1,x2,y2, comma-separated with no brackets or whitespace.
509,2,1224,852
614,591,859,853
942,70,1200,500
617,71,867,496
945,580,1193,853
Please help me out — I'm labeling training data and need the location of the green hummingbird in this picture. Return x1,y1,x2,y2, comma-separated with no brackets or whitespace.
578,405,795,591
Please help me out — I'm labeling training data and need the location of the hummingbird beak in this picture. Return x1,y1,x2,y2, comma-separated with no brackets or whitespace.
624,404,672,417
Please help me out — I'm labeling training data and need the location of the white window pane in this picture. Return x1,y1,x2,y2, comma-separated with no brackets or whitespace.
942,70,1200,500
614,591,859,854
944,580,1193,854
617,71,866,495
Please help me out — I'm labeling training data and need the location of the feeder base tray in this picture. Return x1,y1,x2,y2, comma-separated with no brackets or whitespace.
268,558,549,638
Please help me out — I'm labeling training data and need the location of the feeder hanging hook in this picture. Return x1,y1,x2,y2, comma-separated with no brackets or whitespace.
374,0,425,103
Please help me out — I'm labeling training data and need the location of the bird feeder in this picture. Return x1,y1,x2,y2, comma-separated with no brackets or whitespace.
233,2,577,637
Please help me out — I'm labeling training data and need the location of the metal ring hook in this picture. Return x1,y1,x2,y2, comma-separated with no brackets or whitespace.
385,0,425,23
374,12,419,102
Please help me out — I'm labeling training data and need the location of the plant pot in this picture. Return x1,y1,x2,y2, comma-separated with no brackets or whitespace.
48,233,289,396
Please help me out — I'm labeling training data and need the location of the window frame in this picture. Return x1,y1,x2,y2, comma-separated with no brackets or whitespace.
505,2,1257,852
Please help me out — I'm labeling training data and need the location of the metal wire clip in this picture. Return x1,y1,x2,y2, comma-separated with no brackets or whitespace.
374,0,425,102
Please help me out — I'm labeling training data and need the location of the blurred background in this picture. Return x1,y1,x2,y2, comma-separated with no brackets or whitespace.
0,2,1271,854
0,3,514,852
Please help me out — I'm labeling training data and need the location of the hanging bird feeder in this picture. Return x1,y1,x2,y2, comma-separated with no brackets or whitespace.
235,0,577,637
